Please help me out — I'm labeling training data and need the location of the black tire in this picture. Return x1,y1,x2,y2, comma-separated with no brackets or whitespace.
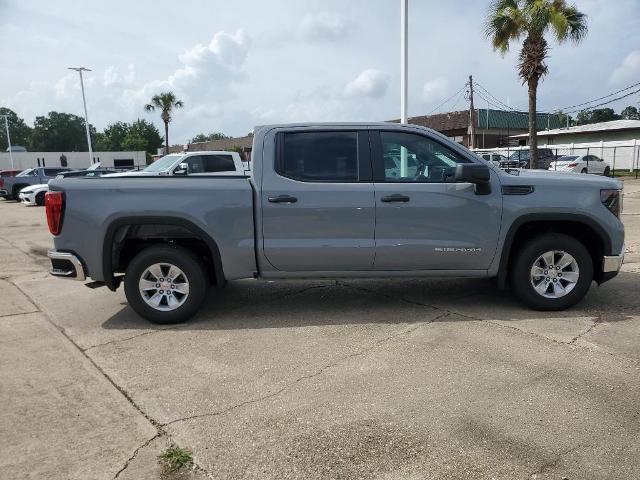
12,184,28,201
580,168,588,174
510,233,593,311
124,245,208,324
35,191,45,206
603,167,611,177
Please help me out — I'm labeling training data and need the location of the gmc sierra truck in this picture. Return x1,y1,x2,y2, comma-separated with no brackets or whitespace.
46,123,625,324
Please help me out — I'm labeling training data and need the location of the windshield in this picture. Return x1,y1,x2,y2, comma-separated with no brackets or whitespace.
16,169,34,177
557,156,578,162
509,150,529,160
143,155,182,173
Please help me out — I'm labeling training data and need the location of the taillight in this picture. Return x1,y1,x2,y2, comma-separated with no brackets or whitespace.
45,191,65,235
0,178,3,188
567,163,578,168
601,189,622,218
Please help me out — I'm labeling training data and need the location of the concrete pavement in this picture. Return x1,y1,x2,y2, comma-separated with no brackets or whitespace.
1,179,639,479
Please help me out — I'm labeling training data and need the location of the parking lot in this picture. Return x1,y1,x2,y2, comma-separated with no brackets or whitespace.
1,180,639,480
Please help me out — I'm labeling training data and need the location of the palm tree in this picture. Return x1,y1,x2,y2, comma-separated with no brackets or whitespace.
486,0,587,169
144,92,184,155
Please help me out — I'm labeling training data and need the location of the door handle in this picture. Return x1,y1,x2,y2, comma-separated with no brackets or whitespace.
381,194,410,203
268,195,298,204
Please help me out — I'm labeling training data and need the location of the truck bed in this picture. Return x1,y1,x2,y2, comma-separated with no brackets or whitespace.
49,175,256,283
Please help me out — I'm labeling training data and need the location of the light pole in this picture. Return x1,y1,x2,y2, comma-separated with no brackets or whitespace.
68,67,93,165
1,114,14,169
400,0,408,124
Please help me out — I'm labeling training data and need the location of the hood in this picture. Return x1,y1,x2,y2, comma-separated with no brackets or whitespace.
20,183,49,193
101,171,162,177
501,169,622,190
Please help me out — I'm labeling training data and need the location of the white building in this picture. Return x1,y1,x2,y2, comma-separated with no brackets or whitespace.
0,151,147,171
512,120,640,145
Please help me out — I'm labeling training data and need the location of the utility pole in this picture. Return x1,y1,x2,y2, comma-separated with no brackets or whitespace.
68,67,93,166
468,75,476,149
1,114,14,169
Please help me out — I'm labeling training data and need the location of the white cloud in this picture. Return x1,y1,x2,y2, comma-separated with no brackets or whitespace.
104,64,136,87
422,77,448,103
609,50,640,85
298,12,350,42
344,69,390,99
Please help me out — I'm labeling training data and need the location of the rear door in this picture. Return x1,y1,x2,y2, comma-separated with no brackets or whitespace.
261,129,375,271
371,129,502,271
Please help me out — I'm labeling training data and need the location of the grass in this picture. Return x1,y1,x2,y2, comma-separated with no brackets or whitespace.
158,445,193,472
612,170,640,178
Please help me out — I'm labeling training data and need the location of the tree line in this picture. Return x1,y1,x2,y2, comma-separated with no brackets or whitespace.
0,107,163,159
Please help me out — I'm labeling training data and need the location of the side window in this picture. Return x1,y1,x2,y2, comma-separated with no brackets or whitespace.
278,131,358,182
184,155,236,174
44,168,63,176
379,131,469,183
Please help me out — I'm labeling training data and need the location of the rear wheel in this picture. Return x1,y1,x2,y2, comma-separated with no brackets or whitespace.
510,233,593,311
35,191,45,206
124,245,208,324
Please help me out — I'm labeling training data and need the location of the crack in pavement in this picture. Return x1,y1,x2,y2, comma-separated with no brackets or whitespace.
161,311,450,428
569,319,601,345
528,446,579,479
113,432,162,479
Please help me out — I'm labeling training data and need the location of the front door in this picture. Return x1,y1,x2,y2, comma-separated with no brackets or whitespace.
261,129,375,271
371,130,502,271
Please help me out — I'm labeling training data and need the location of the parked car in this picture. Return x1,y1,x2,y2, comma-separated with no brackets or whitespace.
46,123,624,324
549,155,611,176
18,184,49,206
103,151,244,177
0,167,70,200
18,168,119,206
500,148,557,169
477,152,508,166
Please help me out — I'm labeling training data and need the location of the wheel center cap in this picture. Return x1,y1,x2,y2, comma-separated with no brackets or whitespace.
162,282,171,290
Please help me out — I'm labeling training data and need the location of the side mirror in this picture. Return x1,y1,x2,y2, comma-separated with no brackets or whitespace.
173,163,189,176
454,164,491,195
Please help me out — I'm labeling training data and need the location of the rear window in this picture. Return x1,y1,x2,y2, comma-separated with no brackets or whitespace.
184,154,236,174
278,131,358,182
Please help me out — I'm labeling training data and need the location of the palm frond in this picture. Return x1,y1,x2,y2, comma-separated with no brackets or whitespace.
485,0,525,54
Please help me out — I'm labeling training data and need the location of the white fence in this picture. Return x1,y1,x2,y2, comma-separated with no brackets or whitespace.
0,151,147,171
474,139,640,172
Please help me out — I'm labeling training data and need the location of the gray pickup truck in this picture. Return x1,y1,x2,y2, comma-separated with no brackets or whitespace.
1,167,71,200
46,123,625,324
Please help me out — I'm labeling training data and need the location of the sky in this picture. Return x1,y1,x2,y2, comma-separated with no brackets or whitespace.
1,0,640,144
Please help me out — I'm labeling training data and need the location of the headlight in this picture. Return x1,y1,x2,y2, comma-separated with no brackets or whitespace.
601,189,622,218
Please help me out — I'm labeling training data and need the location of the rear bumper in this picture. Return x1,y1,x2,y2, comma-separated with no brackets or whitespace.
47,250,86,281
600,244,625,283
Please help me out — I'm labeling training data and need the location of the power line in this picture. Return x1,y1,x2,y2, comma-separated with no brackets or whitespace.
475,82,524,112
426,84,468,115
558,80,640,111
564,87,640,114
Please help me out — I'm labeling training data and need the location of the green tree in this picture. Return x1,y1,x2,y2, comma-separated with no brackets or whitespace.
575,108,620,125
486,0,588,168
95,121,129,151
144,92,184,154
123,119,163,156
0,107,32,151
190,132,229,143
29,111,96,151
621,106,640,120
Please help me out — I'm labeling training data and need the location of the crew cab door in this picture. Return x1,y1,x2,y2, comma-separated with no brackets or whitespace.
371,129,502,271
260,129,375,271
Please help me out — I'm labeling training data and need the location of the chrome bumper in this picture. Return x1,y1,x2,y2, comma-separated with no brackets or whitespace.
602,245,625,273
47,250,86,281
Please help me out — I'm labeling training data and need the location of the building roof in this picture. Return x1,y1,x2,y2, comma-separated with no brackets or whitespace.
476,109,562,130
406,111,470,132
511,119,640,138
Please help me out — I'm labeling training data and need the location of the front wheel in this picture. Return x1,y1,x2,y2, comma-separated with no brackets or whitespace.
510,233,593,311
124,245,208,324
35,191,46,206
603,167,611,177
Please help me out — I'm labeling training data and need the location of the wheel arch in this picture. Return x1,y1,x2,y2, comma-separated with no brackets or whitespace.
497,213,612,289
102,216,225,291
